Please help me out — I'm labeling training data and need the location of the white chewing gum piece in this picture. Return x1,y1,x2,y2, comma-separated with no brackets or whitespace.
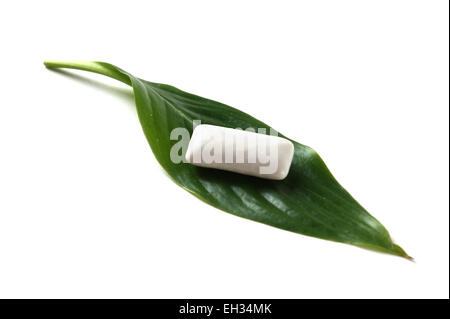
185,124,294,180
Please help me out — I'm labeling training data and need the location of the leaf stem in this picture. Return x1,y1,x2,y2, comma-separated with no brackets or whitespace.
44,60,131,86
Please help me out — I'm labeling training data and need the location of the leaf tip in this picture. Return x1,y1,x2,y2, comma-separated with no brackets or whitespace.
405,255,415,262
392,243,414,262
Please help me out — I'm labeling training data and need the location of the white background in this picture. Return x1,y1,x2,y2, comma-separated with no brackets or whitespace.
0,1,448,298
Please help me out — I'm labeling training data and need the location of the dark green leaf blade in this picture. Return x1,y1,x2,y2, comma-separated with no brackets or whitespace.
44,60,410,259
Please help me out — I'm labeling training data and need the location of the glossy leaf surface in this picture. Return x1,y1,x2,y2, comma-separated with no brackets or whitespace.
44,61,409,258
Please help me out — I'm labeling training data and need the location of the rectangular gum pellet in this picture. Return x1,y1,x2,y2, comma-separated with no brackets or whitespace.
185,124,294,180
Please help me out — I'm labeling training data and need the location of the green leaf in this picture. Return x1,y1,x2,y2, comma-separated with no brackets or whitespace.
44,60,410,259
